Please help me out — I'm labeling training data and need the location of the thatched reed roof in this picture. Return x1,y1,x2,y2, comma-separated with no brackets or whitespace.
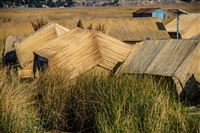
117,39,200,93
166,13,200,39
34,28,132,79
79,18,170,42
4,35,24,56
15,22,69,69
191,33,200,39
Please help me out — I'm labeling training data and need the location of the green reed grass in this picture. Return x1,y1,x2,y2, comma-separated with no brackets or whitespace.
0,69,199,133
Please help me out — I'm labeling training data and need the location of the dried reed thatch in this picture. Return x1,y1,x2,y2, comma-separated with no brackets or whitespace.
166,13,200,39
31,19,48,31
15,23,69,77
4,35,24,56
79,18,170,42
34,28,132,79
117,39,200,94
191,33,200,39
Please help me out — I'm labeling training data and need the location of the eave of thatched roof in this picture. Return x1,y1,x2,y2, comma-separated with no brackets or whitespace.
34,28,132,79
15,22,69,68
117,39,200,89
79,17,170,42
166,13,200,39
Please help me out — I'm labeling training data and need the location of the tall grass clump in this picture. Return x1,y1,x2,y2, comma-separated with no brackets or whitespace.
35,70,199,133
0,69,40,133
35,69,73,131
69,74,191,133
0,34,6,62
0,68,199,132
31,19,48,31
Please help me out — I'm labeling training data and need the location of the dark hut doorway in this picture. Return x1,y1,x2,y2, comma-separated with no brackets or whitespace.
33,53,48,78
2,50,18,67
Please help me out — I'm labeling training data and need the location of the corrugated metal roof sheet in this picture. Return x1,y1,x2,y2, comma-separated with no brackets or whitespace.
166,13,200,39
80,18,170,42
34,28,132,79
117,39,200,88
15,22,69,69
134,8,160,14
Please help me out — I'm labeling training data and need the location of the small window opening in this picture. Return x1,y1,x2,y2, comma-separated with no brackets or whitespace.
3,50,18,69
156,22,166,30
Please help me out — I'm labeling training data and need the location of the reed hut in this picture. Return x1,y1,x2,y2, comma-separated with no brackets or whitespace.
117,39,200,96
33,28,132,79
3,35,24,67
15,23,69,78
166,13,200,39
78,18,170,44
